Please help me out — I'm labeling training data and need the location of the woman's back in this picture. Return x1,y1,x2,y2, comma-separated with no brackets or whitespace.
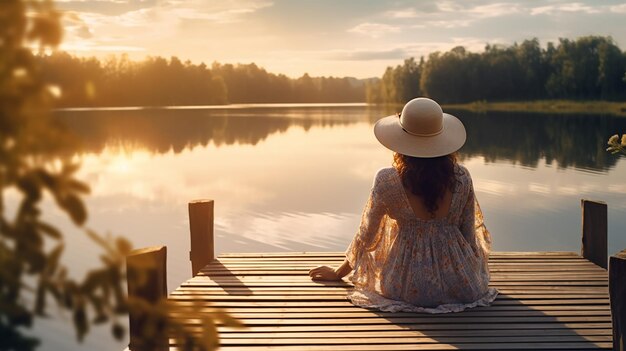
403,187,452,221
345,165,497,313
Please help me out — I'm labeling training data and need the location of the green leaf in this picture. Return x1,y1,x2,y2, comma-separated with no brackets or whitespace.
46,243,65,273
37,221,62,239
66,179,90,194
61,162,81,176
59,194,87,225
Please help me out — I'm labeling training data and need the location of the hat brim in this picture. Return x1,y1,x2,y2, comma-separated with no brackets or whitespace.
374,113,466,158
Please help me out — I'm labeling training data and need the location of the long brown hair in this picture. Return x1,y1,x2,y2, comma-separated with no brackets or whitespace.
393,152,458,216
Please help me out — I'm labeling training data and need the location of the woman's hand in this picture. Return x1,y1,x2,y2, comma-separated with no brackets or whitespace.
308,265,341,281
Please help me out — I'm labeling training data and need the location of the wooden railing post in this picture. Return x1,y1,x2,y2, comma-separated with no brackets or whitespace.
581,199,608,269
189,199,215,276
610,249,626,351
126,246,168,351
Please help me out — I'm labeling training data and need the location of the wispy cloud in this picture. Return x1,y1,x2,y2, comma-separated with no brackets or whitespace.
57,0,158,16
328,37,495,62
609,3,626,14
412,19,473,29
328,47,408,61
530,2,601,15
348,22,400,38
385,1,439,18
383,2,522,30
60,0,274,56
61,43,146,52
64,11,93,39
469,3,522,19
167,1,273,23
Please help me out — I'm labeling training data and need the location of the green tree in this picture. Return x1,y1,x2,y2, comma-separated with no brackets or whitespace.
420,46,482,103
546,36,626,100
372,36,626,104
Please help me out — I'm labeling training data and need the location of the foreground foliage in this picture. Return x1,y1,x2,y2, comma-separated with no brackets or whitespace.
0,1,240,350
607,134,626,156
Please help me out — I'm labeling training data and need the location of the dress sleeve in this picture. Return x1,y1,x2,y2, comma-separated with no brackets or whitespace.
345,171,387,268
460,174,492,257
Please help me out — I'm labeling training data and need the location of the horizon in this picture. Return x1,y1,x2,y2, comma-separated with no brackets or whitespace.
57,0,626,79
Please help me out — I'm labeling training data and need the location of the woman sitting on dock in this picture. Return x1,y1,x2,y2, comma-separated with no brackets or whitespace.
309,97,498,313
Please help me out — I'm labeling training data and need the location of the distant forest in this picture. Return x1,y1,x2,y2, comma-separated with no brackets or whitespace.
39,54,367,107
368,36,626,104
40,35,626,107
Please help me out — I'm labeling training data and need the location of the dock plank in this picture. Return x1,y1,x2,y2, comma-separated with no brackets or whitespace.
167,252,612,350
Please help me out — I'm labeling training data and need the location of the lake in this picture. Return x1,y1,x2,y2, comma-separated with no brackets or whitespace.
31,103,626,350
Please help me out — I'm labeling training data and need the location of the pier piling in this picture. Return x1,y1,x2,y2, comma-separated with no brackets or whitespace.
189,199,215,276
126,246,168,351
581,199,608,269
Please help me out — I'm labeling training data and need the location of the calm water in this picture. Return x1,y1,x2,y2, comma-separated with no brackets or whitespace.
29,104,626,350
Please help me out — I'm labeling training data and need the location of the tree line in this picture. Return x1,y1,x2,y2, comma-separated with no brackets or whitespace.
39,53,366,107
40,35,626,107
367,36,626,104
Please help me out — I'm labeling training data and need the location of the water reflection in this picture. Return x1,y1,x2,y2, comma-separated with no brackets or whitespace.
55,105,382,154
455,110,626,171
52,105,625,261
40,105,626,351
55,106,626,172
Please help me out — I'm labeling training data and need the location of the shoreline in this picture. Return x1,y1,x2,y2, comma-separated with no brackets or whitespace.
53,100,626,117
443,100,626,117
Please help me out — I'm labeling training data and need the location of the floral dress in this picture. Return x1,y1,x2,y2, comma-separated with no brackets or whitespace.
345,165,498,313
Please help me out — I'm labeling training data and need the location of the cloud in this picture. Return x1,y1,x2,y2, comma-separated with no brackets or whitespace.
56,0,158,16
61,1,274,32
60,0,275,56
531,2,601,15
60,43,146,52
415,19,473,29
170,5,269,23
348,22,401,38
328,48,409,61
385,2,440,18
327,37,493,62
469,3,522,19
386,9,419,18
63,11,93,39
609,4,626,13
383,2,522,30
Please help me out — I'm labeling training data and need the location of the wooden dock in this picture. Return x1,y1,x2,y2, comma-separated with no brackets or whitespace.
168,251,612,351
126,199,625,351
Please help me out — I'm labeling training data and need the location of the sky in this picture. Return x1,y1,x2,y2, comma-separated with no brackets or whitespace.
56,0,626,78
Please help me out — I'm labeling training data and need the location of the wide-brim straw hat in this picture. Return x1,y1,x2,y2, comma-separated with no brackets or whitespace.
374,97,466,158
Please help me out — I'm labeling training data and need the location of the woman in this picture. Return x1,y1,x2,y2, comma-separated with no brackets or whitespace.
309,97,497,313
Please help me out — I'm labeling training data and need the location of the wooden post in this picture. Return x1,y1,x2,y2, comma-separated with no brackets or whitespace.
126,246,168,351
189,199,215,276
610,249,626,351
581,199,608,269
